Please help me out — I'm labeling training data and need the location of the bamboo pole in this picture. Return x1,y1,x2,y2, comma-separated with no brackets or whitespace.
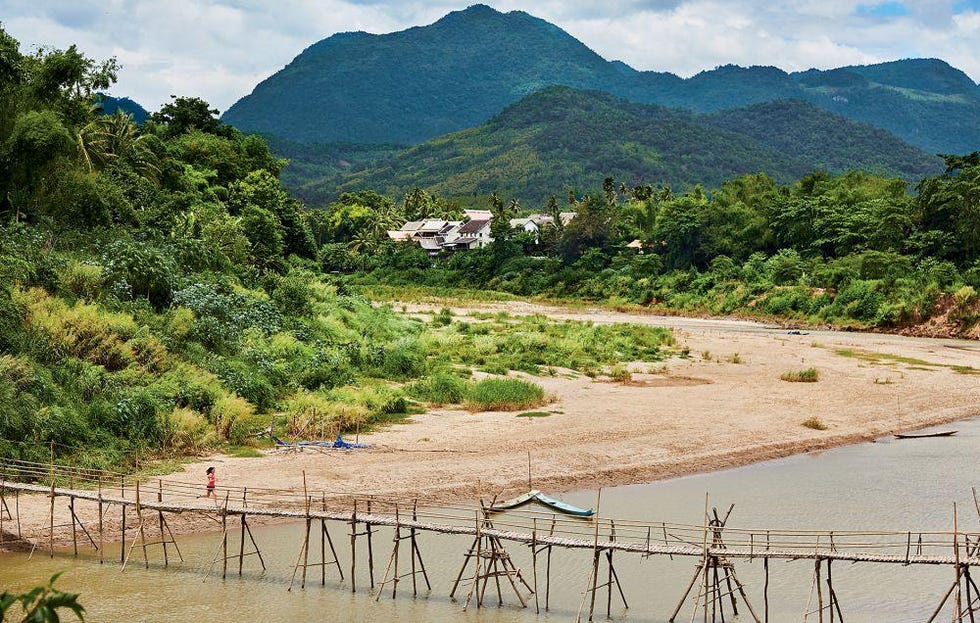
366,500,375,590
350,499,357,593
120,476,126,565
532,518,540,615
158,481,168,567
97,478,103,564
48,442,55,558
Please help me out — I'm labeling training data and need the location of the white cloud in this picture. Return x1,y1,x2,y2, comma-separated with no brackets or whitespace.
1,1,977,114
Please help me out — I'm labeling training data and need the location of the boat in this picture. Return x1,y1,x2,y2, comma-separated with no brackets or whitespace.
489,489,595,517
894,430,958,439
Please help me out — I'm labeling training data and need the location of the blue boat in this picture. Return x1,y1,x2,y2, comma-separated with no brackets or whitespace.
489,489,595,517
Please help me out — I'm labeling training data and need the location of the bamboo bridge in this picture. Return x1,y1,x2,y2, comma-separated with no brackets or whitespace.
3,456,980,622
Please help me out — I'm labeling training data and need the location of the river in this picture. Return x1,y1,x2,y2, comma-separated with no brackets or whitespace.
2,419,979,622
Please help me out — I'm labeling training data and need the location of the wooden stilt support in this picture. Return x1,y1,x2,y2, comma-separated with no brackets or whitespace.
320,494,344,584
97,479,104,564
669,501,760,623
120,477,126,565
375,501,429,601
48,443,55,559
157,481,168,567
66,496,97,554
453,502,532,611
367,500,375,590
350,499,357,593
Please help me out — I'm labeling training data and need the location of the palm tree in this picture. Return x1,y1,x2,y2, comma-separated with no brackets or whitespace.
77,111,160,181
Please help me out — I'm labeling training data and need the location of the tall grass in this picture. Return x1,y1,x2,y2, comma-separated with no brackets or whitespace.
464,378,547,412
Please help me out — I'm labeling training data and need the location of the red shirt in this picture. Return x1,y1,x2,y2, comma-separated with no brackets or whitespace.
207,472,215,488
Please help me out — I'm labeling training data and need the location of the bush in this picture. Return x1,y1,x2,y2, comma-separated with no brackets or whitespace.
410,373,468,405
164,407,216,453
780,368,819,382
101,240,176,306
381,337,427,379
465,377,546,412
58,260,106,300
212,393,255,440
802,416,828,430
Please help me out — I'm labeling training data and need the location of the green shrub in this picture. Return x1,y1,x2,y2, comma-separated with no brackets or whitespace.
58,260,106,300
802,416,828,430
780,368,819,382
465,377,546,412
410,373,468,404
212,393,255,440
164,407,217,453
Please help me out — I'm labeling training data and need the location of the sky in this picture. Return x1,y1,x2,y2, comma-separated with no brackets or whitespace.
2,0,979,113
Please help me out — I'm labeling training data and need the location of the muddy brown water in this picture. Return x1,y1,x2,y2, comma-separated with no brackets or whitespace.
3,419,979,622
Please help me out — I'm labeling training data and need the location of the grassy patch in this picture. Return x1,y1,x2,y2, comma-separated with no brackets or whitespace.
226,445,264,458
835,349,978,375
465,378,547,412
516,411,552,418
780,367,819,382
422,314,675,376
408,372,468,405
802,416,828,430
834,349,940,367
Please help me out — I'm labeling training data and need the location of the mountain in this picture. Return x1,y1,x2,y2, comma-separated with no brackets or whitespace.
223,4,628,144
97,94,149,123
222,5,980,154
789,59,980,154
301,87,940,205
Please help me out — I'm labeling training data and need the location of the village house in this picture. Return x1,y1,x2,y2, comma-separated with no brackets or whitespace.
386,210,493,255
388,210,574,254
508,212,577,242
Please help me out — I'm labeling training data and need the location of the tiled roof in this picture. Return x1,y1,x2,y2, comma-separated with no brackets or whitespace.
458,219,490,235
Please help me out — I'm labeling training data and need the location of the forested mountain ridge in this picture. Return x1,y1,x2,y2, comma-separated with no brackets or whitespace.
222,4,980,154
301,87,941,205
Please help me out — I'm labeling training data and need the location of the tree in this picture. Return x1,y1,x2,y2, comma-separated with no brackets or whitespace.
401,187,434,221
150,96,228,138
240,205,285,269
655,190,705,269
916,152,980,264
76,111,160,180
559,193,617,259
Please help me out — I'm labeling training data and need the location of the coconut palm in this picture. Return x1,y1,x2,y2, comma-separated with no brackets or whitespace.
76,111,160,181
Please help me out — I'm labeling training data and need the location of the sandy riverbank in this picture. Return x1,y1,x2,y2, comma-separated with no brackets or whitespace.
4,302,979,550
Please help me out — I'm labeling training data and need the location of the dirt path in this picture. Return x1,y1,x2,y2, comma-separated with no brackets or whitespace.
6,301,980,548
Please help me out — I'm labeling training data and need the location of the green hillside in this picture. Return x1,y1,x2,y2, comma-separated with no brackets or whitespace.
705,99,941,179
222,5,980,154
307,87,940,205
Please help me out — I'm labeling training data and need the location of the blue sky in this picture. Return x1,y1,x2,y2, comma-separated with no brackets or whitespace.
2,1,978,112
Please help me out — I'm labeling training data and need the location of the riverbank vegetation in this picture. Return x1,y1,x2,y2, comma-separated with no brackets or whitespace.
1,28,977,470
0,28,679,470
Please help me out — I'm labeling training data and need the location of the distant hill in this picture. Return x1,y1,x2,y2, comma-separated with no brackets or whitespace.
302,87,940,205
705,99,940,178
96,95,149,123
223,5,980,154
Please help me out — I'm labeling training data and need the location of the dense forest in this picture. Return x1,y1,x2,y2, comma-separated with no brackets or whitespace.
1,28,978,470
309,87,940,206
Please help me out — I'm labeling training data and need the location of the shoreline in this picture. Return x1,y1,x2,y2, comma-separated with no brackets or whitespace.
4,302,979,552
